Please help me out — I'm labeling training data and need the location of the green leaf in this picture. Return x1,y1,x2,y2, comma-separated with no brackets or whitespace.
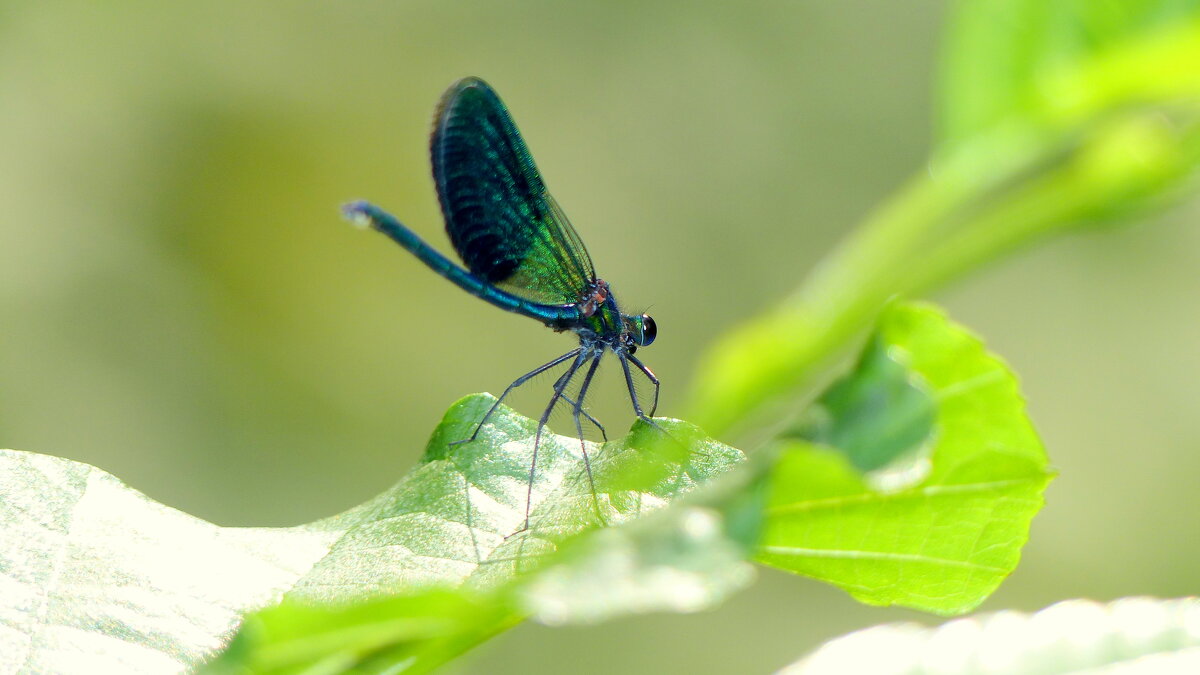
782,597,1200,674
929,3,1200,264
932,5,1200,245
939,0,1200,146
755,303,1053,615
0,396,744,673
204,591,517,675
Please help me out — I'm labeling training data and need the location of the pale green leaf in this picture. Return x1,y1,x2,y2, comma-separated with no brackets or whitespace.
0,396,743,673
782,597,1200,675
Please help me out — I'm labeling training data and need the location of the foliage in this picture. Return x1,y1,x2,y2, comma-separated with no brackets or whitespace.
0,303,1048,672
3,0,1200,673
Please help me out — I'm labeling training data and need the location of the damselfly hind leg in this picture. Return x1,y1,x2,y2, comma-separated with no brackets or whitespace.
513,350,589,535
560,393,607,441
449,348,583,448
569,353,607,524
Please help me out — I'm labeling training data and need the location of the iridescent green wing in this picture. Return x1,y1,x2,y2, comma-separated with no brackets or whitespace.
431,77,596,307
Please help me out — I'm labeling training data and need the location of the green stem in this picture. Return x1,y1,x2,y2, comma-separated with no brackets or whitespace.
686,107,1200,440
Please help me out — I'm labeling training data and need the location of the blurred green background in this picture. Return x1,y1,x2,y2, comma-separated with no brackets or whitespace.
2,1,1198,673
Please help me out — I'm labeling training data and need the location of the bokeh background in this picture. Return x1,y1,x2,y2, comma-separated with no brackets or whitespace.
2,2,1198,673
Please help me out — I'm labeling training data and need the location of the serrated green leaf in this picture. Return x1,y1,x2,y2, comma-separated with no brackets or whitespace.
756,303,1053,615
205,418,756,672
0,396,743,673
781,597,1200,674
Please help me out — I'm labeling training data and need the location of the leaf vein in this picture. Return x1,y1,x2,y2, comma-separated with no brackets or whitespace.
758,546,1008,573
765,476,1043,516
